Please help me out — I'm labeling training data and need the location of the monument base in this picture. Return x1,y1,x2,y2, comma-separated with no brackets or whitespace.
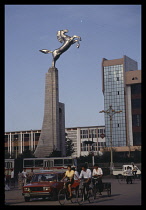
34,67,66,158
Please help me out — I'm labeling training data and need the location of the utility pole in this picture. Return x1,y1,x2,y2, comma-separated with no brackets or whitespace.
91,130,94,166
99,105,122,174
83,129,95,167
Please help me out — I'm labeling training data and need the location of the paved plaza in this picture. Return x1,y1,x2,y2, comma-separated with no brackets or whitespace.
5,177,141,206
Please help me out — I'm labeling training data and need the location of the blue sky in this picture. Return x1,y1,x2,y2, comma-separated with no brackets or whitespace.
5,5,141,132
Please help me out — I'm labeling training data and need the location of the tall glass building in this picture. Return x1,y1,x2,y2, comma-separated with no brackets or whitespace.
102,55,141,147
103,64,126,147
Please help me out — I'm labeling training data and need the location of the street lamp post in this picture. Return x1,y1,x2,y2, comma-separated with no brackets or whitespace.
99,105,122,174
91,130,95,166
83,130,95,167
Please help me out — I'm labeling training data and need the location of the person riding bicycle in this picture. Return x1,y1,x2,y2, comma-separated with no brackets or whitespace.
126,166,133,184
79,164,92,192
61,165,75,198
92,164,103,195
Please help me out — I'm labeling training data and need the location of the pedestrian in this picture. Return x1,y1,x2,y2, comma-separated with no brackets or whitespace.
132,164,138,178
5,171,9,186
126,166,133,184
22,169,28,186
5,174,10,191
10,169,15,187
18,171,23,189
27,168,34,183
92,164,103,195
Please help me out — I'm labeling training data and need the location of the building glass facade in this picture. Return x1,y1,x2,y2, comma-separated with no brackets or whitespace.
103,64,127,147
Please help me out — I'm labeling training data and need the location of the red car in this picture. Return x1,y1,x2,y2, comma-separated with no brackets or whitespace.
22,170,79,202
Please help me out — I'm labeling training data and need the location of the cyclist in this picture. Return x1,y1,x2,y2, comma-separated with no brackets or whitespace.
132,164,138,177
61,165,75,198
126,166,133,184
72,167,80,180
79,164,92,192
92,164,103,195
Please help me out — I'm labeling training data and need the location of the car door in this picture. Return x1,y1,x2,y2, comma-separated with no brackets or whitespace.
56,173,64,191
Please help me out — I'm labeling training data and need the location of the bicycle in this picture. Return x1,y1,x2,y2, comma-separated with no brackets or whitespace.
92,177,101,199
76,179,95,205
58,180,79,206
92,177,111,198
118,174,135,184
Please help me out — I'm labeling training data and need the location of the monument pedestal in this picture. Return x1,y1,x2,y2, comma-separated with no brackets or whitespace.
34,67,65,157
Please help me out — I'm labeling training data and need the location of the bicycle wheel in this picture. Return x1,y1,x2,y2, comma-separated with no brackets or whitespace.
132,176,135,183
77,189,84,205
70,188,77,204
118,175,124,184
88,188,95,203
92,186,97,199
107,188,111,197
58,189,67,206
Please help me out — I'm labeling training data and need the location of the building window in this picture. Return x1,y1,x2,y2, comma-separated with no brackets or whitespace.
131,98,141,109
98,142,106,148
89,129,97,138
14,134,18,139
132,77,138,80
132,114,141,126
117,77,119,81
133,132,141,146
80,130,88,139
24,146,29,150
98,128,105,138
131,84,141,94
81,142,88,151
5,135,8,142
117,106,120,110
35,133,40,141
24,134,29,141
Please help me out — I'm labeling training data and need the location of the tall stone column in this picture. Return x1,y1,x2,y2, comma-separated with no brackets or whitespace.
34,67,65,157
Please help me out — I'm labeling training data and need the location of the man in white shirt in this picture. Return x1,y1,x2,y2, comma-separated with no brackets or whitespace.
126,166,133,184
92,164,103,195
10,169,15,187
22,169,27,185
72,167,79,180
79,164,92,192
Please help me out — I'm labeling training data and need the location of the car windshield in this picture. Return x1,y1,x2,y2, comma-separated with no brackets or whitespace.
31,173,57,182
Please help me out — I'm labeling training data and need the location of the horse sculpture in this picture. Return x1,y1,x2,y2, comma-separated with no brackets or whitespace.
39,29,81,68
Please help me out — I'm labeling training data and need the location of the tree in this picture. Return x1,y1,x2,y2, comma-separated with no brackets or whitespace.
5,151,11,159
65,138,75,156
14,149,35,179
47,149,62,157
18,148,35,159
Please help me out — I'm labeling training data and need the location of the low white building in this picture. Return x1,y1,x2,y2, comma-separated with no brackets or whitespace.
65,126,106,157
5,126,106,158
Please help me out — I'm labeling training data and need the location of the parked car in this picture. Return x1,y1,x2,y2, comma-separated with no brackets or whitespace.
22,170,65,202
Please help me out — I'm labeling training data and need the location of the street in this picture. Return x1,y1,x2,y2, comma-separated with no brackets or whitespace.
5,177,141,206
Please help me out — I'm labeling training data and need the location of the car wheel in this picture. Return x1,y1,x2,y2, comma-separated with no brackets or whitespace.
24,197,30,202
51,189,58,201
